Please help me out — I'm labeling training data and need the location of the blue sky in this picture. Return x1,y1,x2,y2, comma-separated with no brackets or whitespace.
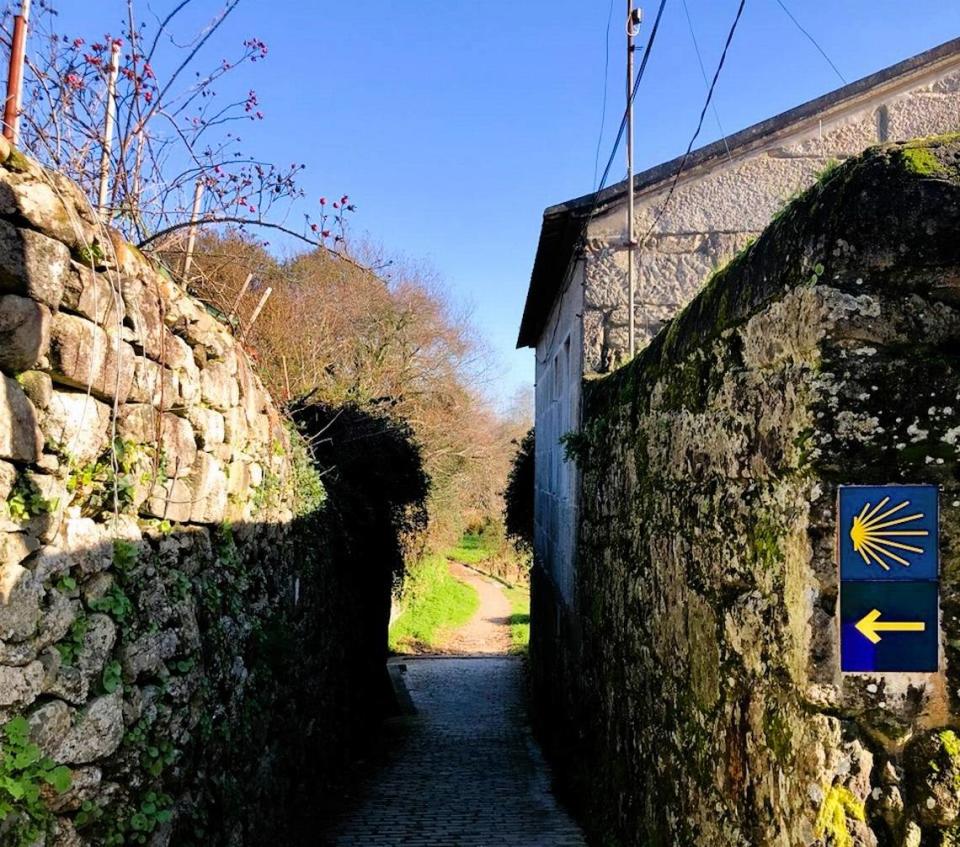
49,1,960,406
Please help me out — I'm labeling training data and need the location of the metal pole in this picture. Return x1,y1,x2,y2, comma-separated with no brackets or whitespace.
181,180,205,280
3,0,31,144
626,5,641,359
96,42,121,220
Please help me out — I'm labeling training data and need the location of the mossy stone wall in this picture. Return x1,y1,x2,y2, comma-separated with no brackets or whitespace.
532,138,960,847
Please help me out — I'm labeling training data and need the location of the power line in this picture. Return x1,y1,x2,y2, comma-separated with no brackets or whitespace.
681,0,732,161
640,0,747,248
773,0,846,85
592,0,617,189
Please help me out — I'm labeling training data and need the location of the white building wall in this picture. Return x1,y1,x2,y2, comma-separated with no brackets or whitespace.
533,265,583,608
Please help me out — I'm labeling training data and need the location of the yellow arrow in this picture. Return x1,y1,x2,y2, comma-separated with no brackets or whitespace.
855,608,926,644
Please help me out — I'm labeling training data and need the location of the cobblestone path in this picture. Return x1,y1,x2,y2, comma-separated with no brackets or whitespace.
325,657,586,847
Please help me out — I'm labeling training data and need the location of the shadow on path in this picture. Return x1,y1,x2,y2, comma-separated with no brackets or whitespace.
322,657,586,847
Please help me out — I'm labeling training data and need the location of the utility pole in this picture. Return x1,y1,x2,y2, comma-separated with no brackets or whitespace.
626,4,642,358
3,0,31,145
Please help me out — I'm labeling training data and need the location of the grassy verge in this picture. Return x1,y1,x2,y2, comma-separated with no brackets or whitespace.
389,554,479,653
504,585,530,655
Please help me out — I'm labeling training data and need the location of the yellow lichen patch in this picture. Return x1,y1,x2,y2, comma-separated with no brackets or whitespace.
814,785,865,847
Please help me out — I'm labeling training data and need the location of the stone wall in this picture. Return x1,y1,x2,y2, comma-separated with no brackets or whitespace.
582,59,960,374
532,137,960,846
0,147,393,845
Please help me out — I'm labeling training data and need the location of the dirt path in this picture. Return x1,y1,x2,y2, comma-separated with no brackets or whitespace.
439,561,512,655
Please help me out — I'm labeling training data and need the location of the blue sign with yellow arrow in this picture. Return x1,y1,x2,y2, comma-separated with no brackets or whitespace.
838,484,939,673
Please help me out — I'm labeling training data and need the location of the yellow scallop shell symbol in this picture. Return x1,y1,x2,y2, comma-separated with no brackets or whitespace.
850,496,928,571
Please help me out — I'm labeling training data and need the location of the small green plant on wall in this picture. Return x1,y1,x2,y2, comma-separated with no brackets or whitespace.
0,716,72,845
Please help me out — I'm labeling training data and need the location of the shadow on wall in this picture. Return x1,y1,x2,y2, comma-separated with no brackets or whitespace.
0,397,428,847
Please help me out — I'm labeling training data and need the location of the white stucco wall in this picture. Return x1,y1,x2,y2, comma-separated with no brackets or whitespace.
581,57,960,373
533,264,583,608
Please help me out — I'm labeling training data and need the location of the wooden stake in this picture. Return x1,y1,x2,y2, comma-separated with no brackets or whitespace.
229,273,253,322
181,180,205,280
96,42,121,220
281,354,291,400
240,286,272,341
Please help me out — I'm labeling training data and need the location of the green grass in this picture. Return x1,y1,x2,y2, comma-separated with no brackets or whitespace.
389,554,480,653
504,585,530,655
444,531,496,565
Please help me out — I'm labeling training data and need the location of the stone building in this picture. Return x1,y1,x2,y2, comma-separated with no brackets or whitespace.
517,36,960,610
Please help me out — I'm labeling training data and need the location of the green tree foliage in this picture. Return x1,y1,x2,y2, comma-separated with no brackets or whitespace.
503,428,534,550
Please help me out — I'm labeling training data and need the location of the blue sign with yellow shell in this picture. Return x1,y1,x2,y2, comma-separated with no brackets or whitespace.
838,485,939,673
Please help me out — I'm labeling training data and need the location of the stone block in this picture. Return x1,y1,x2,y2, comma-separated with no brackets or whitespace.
0,531,39,565
0,373,43,462
121,629,177,681
0,167,97,251
61,262,120,326
118,405,196,476
0,660,44,707
0,294,50,373
142,477,194,523
17,370,52,410
76,613,116,680
201,360,239,411
121,275,164,360
28,699,72,758
47,312,135,403
0,458,15,499
58,517,112,575
54,692,123,764
223,406,248,449
186,406,225,447
0,561,41,641
0,219,71,309
189,452,228,524
128,356,178,409
41,389,110,463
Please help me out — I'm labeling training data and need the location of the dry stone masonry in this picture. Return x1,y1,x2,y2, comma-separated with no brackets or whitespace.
532,137,960,846
0,145,376,846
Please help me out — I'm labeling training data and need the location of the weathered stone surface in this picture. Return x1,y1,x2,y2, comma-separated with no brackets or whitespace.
40,389,110,463
0,530,39,565
142,477,194,523
76,614,116,680
0,660,44,706
17,369,52,410
58,518,112,575
0,219,71,309
0,561,41,641
118,405,196,476
201,360,239,411
189,451,228,524
0,168,96,250
54,692,123,764
0,373,43,461
47,312,135,403
0,293,50,372
28,698,72,757
187,406,225,447
61,262,120,326
121,629,178,681
128,356,178,408
534,141,960,846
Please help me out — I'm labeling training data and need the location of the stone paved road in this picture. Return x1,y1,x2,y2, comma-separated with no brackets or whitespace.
324,657,586,847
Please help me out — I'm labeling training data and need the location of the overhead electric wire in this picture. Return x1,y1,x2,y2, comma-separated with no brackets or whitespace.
593,0,617,188
681,0,732,161
640,0,747,248
773,0,846,84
